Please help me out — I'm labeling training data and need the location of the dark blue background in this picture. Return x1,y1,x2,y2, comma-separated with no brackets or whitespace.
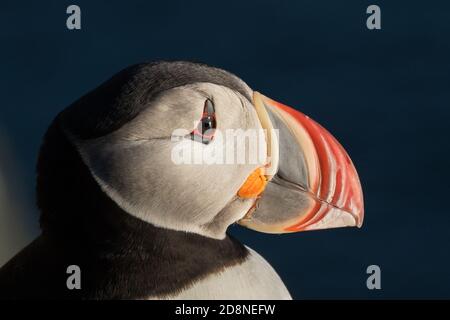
1,0,449,298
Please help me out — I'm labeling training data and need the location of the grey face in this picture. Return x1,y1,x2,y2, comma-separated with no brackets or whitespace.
64,83,266,239
56,61,364,239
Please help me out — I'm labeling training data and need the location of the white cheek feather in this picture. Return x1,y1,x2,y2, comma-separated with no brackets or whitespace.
149,247,292,300
63,83,263,241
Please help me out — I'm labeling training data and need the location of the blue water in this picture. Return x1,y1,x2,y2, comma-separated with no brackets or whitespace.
0,0,449,298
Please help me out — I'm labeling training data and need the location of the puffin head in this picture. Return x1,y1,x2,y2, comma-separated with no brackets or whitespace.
38,61,363,240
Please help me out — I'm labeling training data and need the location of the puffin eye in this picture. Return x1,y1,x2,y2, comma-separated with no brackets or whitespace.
190,99,216,144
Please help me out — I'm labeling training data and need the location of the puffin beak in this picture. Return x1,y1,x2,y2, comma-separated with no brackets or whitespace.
238,92,364,233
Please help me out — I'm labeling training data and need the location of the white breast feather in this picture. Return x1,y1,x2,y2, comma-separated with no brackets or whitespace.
149,246,292,300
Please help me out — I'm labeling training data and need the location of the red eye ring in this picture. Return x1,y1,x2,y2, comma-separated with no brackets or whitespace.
190,99,216,144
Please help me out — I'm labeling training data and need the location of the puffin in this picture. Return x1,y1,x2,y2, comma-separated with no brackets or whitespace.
0,61,364,299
